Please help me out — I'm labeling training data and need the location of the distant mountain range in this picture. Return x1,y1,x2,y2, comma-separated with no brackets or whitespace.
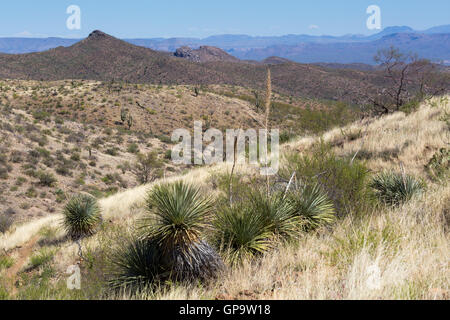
0,25,449,64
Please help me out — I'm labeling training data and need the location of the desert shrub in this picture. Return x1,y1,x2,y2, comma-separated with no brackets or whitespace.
62,194,102,240
281,142,371,217
133,152,163,185
0,255,14,270
425,148,449,182
105,147,119,156
27,149,41,164
55,161,73,177
0,214,14,234
209,172,256,205
10,150,24,163
37,170,57,187
287,183,336,231
137,181,223,283
29,248,55,269
0,165,10,179
25,187,38,198
213,204,272,265
127,143,139,154
157,135,172,144
370,171,425,206
70,153,81,162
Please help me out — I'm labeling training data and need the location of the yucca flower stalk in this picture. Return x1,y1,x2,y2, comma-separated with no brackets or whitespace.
264,68,272,197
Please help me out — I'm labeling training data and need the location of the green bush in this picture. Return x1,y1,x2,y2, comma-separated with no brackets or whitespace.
370,171,425,206
127,143,140,154
281,142,371,217
37,170,57,187
0,214,14,234
425,148,449,182
0,255,14,270
30,248,55,269
62,194,102,240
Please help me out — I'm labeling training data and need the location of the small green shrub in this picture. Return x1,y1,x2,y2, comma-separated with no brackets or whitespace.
37,170,57,187
0,255,14,270
425,148,449,182
281,142,371,217
62,194,102,239
0,214,14,234
30,248,55,269
127,143,139,154
370,171,425,206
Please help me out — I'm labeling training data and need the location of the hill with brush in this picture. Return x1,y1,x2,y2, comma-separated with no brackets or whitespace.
0,30,384,105
1,96,448,300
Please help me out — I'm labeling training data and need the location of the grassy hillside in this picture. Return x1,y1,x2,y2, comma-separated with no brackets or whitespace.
1,96,448,300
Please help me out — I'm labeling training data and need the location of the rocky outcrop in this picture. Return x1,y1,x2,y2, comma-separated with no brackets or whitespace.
174,46,239,63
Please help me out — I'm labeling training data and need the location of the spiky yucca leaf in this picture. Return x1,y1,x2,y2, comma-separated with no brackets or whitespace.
249,190,300,238
138,181,223,282
370,171,425,206
62,194,101,239
288,184,335,230
140,181,214,250
109,237,162,290
214,205,272,265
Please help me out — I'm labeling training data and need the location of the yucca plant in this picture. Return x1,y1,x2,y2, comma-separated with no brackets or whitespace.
139,181,223,281
370,171,425,206
288,184,336,231
62,194,102,240
109,237,162,289
249,190,300,238
214,205,272,265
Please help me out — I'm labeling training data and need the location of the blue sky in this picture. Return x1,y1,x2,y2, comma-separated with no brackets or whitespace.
0,0,449,38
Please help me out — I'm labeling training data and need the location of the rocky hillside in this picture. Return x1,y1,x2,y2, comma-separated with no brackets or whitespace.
174,46,240,63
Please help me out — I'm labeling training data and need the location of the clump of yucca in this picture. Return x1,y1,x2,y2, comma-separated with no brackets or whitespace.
214,204,272,265
288,184,336,231
109,237,162,289
62,194,102,240
370,171,425,206
214,190,301,265
138,181,223,282
249,190,299,238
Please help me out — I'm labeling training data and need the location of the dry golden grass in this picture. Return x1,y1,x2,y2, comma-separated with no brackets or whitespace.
2,97,449,300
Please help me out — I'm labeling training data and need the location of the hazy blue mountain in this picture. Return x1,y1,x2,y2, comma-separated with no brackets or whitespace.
232,33,450,65
0,37,79,54
0,25,448,64
423,24,450,34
